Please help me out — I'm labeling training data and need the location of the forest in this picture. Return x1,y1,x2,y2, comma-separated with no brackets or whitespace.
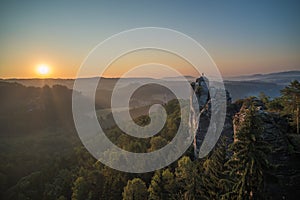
0,80,300,200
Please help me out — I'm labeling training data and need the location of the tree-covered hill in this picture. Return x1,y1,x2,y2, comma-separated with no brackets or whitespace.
0,81,299,199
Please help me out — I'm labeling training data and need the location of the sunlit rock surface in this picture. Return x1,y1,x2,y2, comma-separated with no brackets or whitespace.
190,76,233,158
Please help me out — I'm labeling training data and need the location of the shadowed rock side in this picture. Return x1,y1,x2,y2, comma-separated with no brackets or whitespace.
233,98,300,199
190,76,300,199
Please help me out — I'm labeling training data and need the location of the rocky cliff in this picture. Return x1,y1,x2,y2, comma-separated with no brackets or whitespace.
233,98,300,199
190,76,233,158
190,76,300,199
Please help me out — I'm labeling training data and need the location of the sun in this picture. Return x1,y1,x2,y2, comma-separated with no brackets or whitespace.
37,64,50,76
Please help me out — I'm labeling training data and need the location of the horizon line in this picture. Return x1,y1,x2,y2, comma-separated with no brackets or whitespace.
1,69,300,80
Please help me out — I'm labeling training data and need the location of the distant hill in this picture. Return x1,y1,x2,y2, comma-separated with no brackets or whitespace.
161,75,196,81
225,70,300,85
224,80,282,101
1,70,299,101
0,82,76,134
223,70,300,100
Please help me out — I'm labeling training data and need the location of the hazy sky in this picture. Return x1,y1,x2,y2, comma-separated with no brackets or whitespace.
0,0,299,78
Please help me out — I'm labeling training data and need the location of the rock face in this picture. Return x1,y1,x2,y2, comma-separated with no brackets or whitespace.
190,76,300,199
232,98,300,199
190,76,233,158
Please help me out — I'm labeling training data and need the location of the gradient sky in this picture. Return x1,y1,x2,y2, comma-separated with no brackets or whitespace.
0,0,299,78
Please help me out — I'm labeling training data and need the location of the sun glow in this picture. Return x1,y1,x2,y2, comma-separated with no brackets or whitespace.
37,64,50,76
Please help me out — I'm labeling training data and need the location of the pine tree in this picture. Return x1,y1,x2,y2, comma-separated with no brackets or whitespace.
202,137,228,199
101,166,128,200
122,178,148,200
175,156,202,200
148,136,168,152
148,170,163,200
71,177,88,200
281,80,300,134
223,105,270,200
148,168,175,200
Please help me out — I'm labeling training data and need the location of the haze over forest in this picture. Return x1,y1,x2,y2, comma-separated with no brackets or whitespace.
1,1,300,200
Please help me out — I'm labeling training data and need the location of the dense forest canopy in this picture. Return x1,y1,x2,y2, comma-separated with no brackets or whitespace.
0,80,300,199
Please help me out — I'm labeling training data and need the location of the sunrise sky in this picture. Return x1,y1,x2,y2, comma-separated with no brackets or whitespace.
0,0,299,78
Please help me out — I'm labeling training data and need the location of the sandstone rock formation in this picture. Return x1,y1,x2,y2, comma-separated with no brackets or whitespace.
233,98,300,199
190,76,233,158
190,76,300,199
